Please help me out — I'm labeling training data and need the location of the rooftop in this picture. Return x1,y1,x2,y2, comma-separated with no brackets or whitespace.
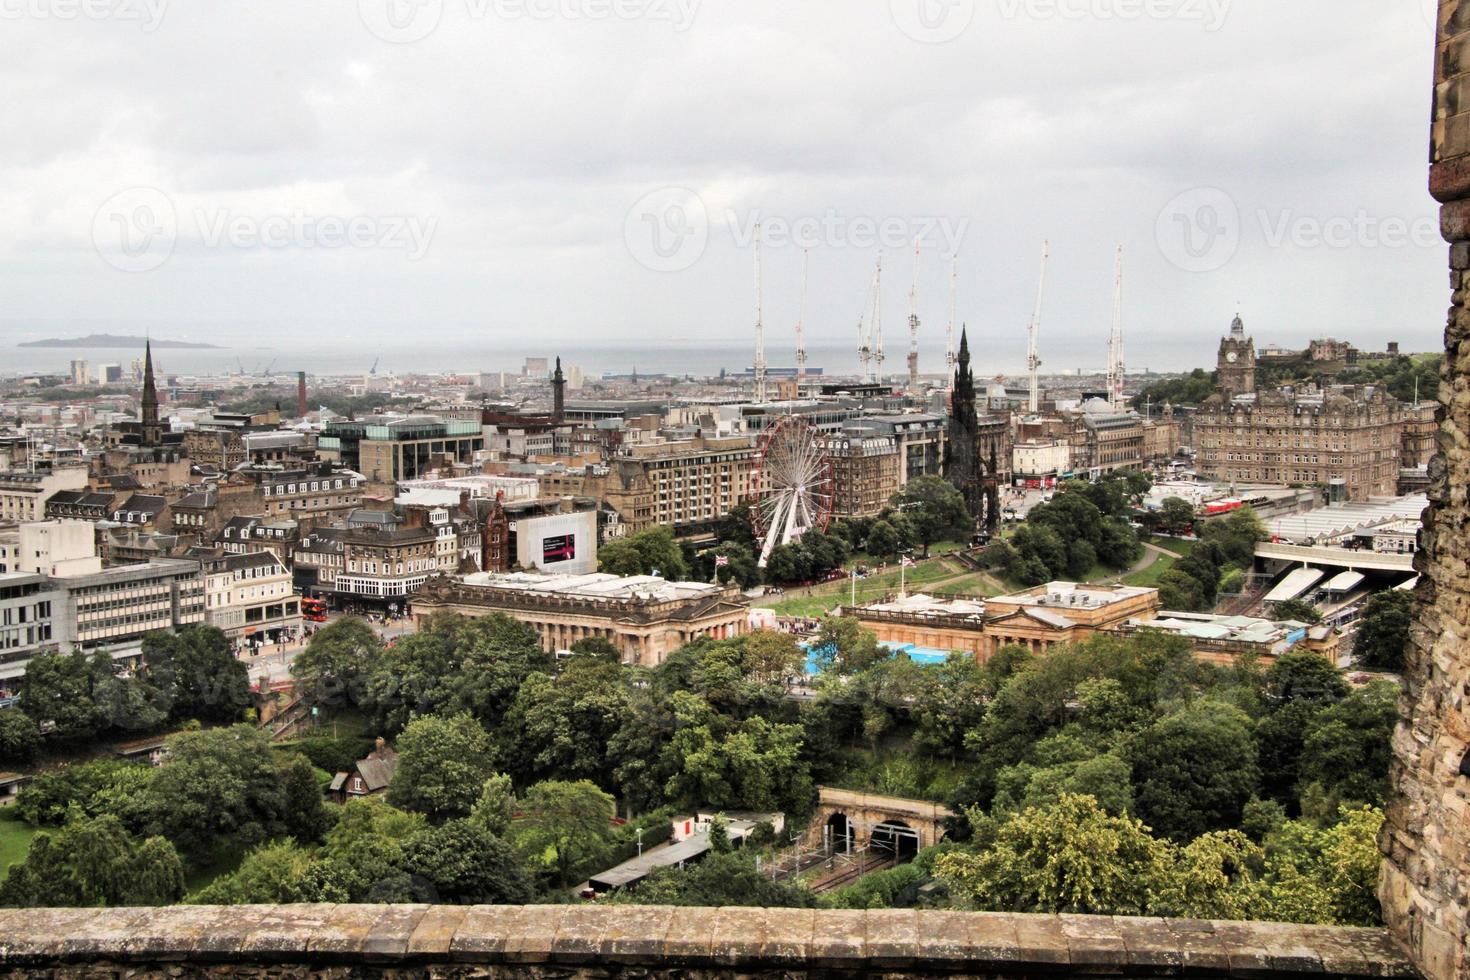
457,571,725,604
994,582,1157,611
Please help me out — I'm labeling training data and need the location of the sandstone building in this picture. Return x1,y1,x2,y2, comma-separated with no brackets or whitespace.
1195,319,1404,501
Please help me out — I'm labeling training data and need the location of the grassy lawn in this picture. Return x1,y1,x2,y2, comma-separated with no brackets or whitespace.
769,559,964,617
1123,554,1178,588
1146,535,1197,559
0,808,38,874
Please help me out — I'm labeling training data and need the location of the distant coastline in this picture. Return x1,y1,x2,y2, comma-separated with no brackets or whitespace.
17,334,223,350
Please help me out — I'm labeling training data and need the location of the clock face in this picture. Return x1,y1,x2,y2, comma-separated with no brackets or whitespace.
1226,352,1239,363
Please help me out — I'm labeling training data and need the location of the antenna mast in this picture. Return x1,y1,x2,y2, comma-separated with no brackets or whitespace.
1027,240,1050,415
907,240,921,392
872,253,885,381
796,248,809,385
1108,245,1125,410
753,224,767,404
946,254,958,386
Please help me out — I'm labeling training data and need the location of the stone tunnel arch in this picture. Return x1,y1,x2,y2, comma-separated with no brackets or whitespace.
870,819,920,862
825,812,854,853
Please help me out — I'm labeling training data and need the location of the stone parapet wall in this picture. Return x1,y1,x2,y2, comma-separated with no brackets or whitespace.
0,905,1417,978
1379,2,1470,979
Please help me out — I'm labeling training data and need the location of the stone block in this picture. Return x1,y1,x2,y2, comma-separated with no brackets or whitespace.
864,909,921,969
447,905,517,961
1011,913,1071,967
598,905,674,962
404,904,464,958
1113,915,1185,972
549,904,608,964
501,904,565,963
304,903,390,959
1164,918,1231,975
0,909,109,964
1058,913,1130,970
966,912,1024,965
661,906,716,960
362,903,430,961
809,908,866,968
708,906,770,966
759,906,815,966
238,903,340,960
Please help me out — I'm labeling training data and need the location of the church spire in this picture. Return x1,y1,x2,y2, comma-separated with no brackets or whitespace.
141,340,161,447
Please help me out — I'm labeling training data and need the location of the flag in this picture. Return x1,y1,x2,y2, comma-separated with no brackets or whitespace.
714,555,730,568
901,557,916,568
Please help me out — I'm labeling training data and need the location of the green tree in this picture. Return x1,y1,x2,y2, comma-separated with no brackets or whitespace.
606,851,815,907
1271,599,1323,625
865,519,900,561
0,710,42,765
504,657,631,787
291,617,382,707
1353,590,1413,671
1156,497,1196,536
892,476,971,556
507,779,617,885
141,625,253,723
934,795,1171,915
14,760,155,828
742,630,805,686
1198,506,1266,569
387,714,498,822
911,654,989,760
192,839,319,905
400,819,534,904
1126,700,1260,843
469,773,516,836
280,753,330,844
0,814,184,908
142,725,292,860
598,526,689,580
20,649,157,741
1297,682,1397,809
710,539,760,589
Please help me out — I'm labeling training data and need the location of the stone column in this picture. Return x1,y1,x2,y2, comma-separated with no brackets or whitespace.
1380,4,1470,977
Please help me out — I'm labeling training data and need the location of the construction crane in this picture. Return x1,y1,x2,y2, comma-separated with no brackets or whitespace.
369,358,379,376
907,240,921,392
857,256,883,383
1027,240,1050,415
1107,245,1125,410
753,223,767,404
946,254,958,386
795,248,809,384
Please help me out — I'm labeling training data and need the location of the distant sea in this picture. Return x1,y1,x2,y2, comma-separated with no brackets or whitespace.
0,338,1212,381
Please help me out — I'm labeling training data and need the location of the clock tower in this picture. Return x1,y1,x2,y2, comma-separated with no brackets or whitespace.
1217,314,1256,397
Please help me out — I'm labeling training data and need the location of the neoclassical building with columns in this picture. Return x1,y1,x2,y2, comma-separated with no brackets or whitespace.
410,570,750,665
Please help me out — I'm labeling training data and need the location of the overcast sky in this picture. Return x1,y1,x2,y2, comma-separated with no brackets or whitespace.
0,0,1445,373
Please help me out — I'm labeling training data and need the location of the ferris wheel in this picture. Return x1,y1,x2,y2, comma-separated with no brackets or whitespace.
749,415,836,568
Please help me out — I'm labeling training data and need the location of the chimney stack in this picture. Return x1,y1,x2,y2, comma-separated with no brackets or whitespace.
297,372,308,419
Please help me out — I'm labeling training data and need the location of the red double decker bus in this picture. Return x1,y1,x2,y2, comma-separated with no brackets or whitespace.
301,598,329,623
